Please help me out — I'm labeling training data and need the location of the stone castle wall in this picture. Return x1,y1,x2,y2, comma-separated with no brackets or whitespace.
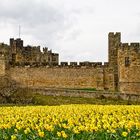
9,65,107,90
118,43,140,94
0,55,6,76
1,32,140,94
103,65,115,91
10,38,59,66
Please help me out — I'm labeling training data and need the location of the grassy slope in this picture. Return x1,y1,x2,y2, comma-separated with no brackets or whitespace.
33,94,140,105
1,88,140,106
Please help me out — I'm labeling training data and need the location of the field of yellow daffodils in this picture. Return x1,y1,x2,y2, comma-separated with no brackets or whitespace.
0,105,140,140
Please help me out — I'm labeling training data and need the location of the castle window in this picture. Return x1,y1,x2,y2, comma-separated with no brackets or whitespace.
52,57,56,61
125,57,130,67
48,57,50,61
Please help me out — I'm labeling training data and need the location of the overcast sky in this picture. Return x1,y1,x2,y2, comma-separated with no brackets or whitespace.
0,0,140,62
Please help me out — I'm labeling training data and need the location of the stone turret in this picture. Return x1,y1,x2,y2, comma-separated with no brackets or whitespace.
108,32,121,66
10,38,24,63
108,32,121,91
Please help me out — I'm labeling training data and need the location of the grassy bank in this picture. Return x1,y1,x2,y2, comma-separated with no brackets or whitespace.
1,88,140,106
32,94,140,105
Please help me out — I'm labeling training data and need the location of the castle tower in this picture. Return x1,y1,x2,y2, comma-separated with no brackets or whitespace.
108,32,121,91
10,38,23,63
118,43,140,93
108,32,121,66
10,38,23,52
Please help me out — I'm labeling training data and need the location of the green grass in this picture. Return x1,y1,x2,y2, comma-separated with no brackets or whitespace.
32,94,140,106
1,88,140,106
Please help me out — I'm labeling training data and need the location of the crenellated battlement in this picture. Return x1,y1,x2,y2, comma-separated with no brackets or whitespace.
119,42,140,53
60,62,68,66
103,62,109,67
59,62,103,68
109,32,121,37
70,62,77,66
12,61,108,68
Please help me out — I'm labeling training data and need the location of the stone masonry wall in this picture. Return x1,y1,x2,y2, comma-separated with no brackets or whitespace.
118,43,140,94
0,55,6,76
108,32,121,91
103,65,115,91
9,66,105,90
3,32,140,94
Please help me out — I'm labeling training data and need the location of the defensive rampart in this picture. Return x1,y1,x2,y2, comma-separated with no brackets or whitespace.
9,66,103,90
1,32,140,95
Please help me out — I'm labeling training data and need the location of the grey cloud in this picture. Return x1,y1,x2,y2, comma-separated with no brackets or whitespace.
0,0,93,41
0,0,78,50
0,0,140,62
0,1,64,26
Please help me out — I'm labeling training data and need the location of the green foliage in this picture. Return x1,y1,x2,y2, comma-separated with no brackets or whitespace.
0,127,140,140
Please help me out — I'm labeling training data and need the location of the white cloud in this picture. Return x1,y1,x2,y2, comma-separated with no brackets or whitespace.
0,0,140,62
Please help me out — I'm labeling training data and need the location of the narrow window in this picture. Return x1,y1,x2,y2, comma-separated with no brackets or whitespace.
125,57,130,67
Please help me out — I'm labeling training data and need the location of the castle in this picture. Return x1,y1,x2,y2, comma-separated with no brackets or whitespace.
0,38,59,66
0,32,140,94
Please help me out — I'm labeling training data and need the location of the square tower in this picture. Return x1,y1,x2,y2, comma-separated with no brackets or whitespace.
108,32,121,67
108,32,121,91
